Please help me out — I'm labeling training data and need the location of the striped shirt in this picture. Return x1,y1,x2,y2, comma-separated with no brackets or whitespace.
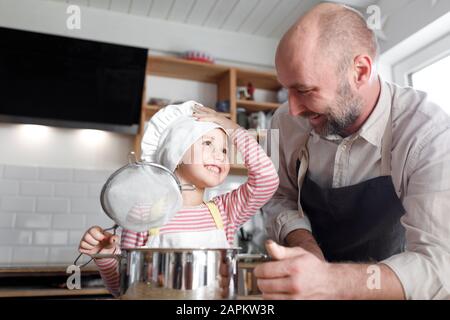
95,128,279,296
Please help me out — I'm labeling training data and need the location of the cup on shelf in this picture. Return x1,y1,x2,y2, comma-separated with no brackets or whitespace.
215,100,230,113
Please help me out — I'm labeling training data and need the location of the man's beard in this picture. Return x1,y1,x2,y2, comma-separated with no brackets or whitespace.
313,80,363,137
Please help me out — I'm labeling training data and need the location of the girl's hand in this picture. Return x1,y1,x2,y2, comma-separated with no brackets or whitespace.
79,226,118,256
193,104,240,130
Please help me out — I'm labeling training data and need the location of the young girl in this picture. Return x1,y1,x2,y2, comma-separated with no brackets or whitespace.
78,101,279,296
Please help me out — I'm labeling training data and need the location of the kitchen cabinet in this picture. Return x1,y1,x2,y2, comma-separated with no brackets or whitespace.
134,55,282,175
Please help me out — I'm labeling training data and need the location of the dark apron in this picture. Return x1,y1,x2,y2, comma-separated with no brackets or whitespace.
297,113,406,262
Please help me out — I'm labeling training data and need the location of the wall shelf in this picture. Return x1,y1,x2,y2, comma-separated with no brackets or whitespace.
146,55,229,83
135,55,282,175
236,100,280,112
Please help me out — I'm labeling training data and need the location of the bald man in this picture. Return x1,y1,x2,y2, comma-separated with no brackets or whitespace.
256,3,450,299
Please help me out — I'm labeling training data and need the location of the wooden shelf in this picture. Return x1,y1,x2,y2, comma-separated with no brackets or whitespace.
136,55,281,175
144,104,162,119
147,55,229,83
237,100,280,112
236,68,281,91
0,287,111,298
0,265,100,276
0,265,111,298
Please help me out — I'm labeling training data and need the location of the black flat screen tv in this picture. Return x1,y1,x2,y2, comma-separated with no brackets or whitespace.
0,27,148,134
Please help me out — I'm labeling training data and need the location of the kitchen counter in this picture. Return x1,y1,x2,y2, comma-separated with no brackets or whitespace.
0,265,262,299
0,265,112,299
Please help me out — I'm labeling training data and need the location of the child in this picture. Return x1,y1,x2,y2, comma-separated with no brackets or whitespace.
78,101,279,296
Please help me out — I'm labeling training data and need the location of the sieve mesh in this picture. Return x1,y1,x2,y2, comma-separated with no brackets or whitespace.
101,162,183,232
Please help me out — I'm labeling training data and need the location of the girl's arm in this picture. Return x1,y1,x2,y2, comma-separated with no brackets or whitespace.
193,105,279,237
95,229,148,297
220,128,279,231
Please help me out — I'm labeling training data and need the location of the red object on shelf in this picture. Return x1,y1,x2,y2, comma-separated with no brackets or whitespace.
182,51,215,64
247,82,255,100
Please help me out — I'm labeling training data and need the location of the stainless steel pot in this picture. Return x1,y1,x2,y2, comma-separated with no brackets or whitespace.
94,248,267,300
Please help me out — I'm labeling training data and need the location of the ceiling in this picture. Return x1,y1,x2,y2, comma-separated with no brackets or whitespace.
48,0,379,39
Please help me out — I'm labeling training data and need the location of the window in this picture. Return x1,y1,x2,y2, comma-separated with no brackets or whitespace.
410,55,450,114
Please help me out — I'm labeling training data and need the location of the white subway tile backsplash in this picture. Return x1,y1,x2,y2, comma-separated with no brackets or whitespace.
36,198,69,213
0,180,20,196
0,246,12,264
49,246,79,265
54,183,88,197
3,166,38,180
0,229,33,245
53,214,86,230
34,230,68,245
15,214,52,229
12,247,49,265
86,214,115,229
0,213,15,228
20,181,53,196
73,170,111,183
1,196,35,212
71,198,102,214
69,230,85,245
38,168,72,181
1,165,125,265
88,183,103,198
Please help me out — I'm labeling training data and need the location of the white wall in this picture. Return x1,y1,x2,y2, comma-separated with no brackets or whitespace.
146,76,219,108
0,163,114,266
0,124,134,170
378,0,450,83
377,0,450,54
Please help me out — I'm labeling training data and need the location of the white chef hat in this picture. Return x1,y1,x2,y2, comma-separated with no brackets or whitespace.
141,101,226,172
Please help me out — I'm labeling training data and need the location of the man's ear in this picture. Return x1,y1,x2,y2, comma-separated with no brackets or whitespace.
353,54,373,89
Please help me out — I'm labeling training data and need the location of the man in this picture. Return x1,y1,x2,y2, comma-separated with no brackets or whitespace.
256,3,450,299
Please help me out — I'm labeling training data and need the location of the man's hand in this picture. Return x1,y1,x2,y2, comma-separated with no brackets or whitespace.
254,240,334,299
254,240,406,300
193,104,240,130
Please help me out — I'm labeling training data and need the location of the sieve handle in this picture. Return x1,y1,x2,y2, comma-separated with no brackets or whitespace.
90,253,122,261
73,224,119,268
128,151,138,164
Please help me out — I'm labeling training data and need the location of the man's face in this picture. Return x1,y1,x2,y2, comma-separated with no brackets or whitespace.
276,43,364,137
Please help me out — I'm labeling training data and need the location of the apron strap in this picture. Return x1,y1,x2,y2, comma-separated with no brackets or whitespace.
297,134,311,188
149,227,159,236
205,201,224,230
380,112,393,176
296,134,311,219
148,201,224,236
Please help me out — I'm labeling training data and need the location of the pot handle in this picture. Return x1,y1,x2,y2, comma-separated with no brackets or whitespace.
237,253,269,261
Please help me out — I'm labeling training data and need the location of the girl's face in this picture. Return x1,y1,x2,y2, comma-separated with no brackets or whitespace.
176,129,230,188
